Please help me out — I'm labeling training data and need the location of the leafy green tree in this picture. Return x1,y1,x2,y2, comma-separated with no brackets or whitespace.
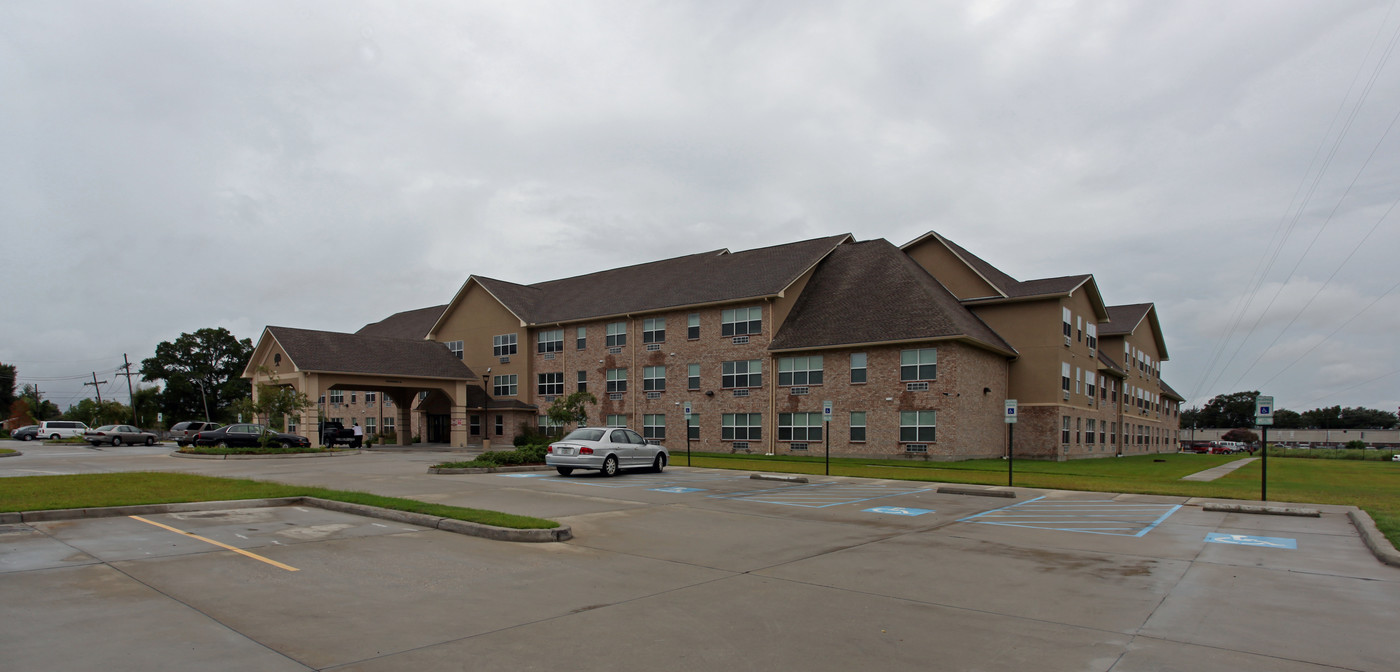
140,328,253,424
1270,408,1302,429
546,391,597,429
18,384,60,421
64,399,130,427
1193,391,1261,428
131,386,162,428
1221,428,1259,444
234,368,314,431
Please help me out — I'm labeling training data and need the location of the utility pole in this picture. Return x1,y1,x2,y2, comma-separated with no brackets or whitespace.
84,372,108,405
117,354,138,425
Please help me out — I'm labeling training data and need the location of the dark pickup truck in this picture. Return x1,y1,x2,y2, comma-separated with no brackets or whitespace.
320,421,358,447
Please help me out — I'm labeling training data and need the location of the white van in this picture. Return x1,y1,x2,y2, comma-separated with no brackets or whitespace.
36,420,90,440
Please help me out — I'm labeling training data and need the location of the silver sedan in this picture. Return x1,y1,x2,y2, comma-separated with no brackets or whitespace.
546,426,668,476
84,425,158,446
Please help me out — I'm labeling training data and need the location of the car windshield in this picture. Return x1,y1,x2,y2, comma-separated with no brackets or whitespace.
562,428,606,442
95,425,118,431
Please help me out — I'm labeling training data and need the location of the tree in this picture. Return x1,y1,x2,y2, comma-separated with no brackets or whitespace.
64,399,130,427
1270,408,1302,429
546,391,597,429
234,368,314,431
131,385,162,428
1221,428,1259,444
10,399,35,427
18,384,60,422
0,363,16,418
140,328,254,424
1193,391,1261,428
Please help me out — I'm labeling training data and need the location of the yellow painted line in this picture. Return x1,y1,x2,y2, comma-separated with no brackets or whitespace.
129,515,299,572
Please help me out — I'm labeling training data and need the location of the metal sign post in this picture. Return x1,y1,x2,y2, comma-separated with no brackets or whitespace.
1004,400,1018,487
823,400,833,476
1255,395,1273,501
684,402,693,467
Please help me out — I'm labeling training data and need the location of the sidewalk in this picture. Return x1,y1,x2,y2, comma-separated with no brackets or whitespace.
1180,457,1258,481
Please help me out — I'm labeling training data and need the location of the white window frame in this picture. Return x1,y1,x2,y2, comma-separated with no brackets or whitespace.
606,321,627,347
643,365,666,392
537,329,563,353
899,348,937,381
899,410,936,443
777,355,824,386
721,306,762,336
721,360,762,388
778,412,823,442
643,318,666,344
493,333,518,357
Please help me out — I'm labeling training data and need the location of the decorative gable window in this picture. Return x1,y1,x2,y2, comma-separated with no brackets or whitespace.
777,355,823,386
493,333,517,357
537,329,563,353
721,306,762,336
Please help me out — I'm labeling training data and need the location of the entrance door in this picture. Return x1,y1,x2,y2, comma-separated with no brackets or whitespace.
427,414,450,443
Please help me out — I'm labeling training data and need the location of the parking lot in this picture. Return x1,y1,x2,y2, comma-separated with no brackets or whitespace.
2,441,1398,671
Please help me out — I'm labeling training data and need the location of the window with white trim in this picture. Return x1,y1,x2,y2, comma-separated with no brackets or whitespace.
538,415,562,432
722,413,762,440
722,360,762,388
606,414,627,427
383,416,395,433
576,326,587,350
643,366,666,392
493,333,517,357
606,368,627,393
643,414,666,440
606,321,627,347
687,363,700,390
365,391,376,403
1086,323,1097,350
446,340,463,359
687,412,699,439
1063,307,1073,338
330,390,343,403
538,372,563,396
850,411,866,442
493,375,518,397
777,355,823,386
1062,416,1071,443
687,313,700,339
1062,362,1071,392
1086,418,1096,444
643,318,665,344
899,410,936,442
364,417,375,434
1087,372,1096,398
778,413,823,442
721,306,762,336
537,329,563,353
577,370,588,393
850,352,867,384
900,348,937,381
1075,367,1082,394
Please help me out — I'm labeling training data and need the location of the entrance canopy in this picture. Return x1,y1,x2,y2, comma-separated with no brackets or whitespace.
243,326,479,447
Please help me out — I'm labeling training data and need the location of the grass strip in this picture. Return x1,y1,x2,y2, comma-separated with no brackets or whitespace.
0,472,559,530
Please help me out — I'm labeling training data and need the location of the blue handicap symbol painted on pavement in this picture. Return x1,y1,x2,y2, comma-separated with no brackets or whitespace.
651,487,706,494
1205,533,1297,549
498,473,545,478
864,506,934,517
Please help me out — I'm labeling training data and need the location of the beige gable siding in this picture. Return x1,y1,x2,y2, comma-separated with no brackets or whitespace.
904,237,1001,299
434,283,530,404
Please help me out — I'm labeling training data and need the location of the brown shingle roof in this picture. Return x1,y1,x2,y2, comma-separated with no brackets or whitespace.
356,305,446,340
1159,380,1184,401
474,234,852,325
1100,303,1153,336
268,327,476,379
768,240,1016,355
1097,350,1128,378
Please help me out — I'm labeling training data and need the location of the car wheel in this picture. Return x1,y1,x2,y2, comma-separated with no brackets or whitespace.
556,467,573,476
652,453,667,473
281,441,292,448
50,434,61,440
601,455,619,477
111,437,122,446
21,434,32,441
144,437,155,446
215,441,229,448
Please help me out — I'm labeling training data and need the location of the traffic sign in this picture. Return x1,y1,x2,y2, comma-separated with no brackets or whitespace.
822,400,833,422
1255,395,1274,426
683,401,692,416
1004,399,1018,424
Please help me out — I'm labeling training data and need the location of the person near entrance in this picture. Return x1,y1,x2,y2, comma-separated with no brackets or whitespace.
352,422,363,448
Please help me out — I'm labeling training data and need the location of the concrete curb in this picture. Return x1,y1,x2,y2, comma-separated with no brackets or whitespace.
1347,507,1400,568
1,496,571,543
1202,503,1320,517
936,486,1017,498
428,465,552,475
750,473,809,483
170,450,362,460
0,450,21,458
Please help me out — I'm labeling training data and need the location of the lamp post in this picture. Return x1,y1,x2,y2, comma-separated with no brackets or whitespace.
191,379,211,422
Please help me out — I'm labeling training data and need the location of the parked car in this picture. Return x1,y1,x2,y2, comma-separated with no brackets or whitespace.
84,425,158,446
546,426,668,476
37,420,90,440
319,420,357,447
10,425,38,441
191,423,311,448
169,421,222,447
1392,453,1400,462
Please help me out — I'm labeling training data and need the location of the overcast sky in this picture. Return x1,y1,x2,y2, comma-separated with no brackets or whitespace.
4,1,1399,417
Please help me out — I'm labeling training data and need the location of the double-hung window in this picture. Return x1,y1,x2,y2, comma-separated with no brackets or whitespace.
1062,362,1072,392
606,368,627,393
537,329,563,353
643,318,665,344
722,360,762,388
493,374,518,397
643,414,666,440
777,355,823,386
899,348,937,381
849,411,866,441
493,334,517,357
643,366,666,391
850,353,867,383
576,326,587,350
606,322,627,347
687,313,700,339
778,413,823,441
721,306,762,336
687,364,700,390
722,413,761,440
446,340,463,359
538,372,564,396
899,411,936,442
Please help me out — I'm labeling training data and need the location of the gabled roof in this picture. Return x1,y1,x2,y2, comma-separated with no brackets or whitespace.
1096,350,1128,378
768,240,1017,356
1100,303,1169,360
433,234,852,331
1159,380,1185,402
356,305,447,340
904,232,1107,318
253,326,476,380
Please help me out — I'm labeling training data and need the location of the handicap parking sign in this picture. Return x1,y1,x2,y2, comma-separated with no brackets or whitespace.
1205,533,1296,549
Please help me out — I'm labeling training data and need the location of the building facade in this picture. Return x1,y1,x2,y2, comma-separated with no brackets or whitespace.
248,232,1182,460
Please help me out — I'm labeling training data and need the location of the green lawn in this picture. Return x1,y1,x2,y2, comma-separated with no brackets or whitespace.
0,472,559,530
684,451,1400,546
